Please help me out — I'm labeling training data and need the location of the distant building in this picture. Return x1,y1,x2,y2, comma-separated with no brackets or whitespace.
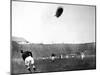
12,36,30,44
18,41,30,44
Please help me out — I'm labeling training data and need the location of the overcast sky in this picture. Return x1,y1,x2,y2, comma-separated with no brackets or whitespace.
12,1,95,44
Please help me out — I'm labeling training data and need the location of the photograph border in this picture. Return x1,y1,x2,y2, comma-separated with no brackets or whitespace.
10,0,96,74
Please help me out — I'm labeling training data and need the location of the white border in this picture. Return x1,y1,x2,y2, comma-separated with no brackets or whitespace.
0,0,100,75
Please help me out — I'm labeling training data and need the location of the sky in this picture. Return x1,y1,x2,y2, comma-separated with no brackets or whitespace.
12,1,95,44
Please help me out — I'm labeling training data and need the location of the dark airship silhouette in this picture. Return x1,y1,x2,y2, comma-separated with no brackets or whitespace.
55,7,63,18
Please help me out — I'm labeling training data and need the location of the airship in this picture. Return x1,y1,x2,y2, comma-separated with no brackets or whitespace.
55,7,63,18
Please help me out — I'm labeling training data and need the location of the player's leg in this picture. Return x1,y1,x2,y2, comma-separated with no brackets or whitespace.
26,65,31,72
25,57,31,72
33,65,36,71
30,57,36,71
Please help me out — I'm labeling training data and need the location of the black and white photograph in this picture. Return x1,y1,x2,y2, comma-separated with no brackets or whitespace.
11,0,96,74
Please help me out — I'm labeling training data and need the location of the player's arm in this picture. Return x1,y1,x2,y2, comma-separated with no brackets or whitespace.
29,52,33,57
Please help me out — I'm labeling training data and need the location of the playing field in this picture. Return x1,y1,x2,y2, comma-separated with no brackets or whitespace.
11,41,96,74
11,54,96,74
